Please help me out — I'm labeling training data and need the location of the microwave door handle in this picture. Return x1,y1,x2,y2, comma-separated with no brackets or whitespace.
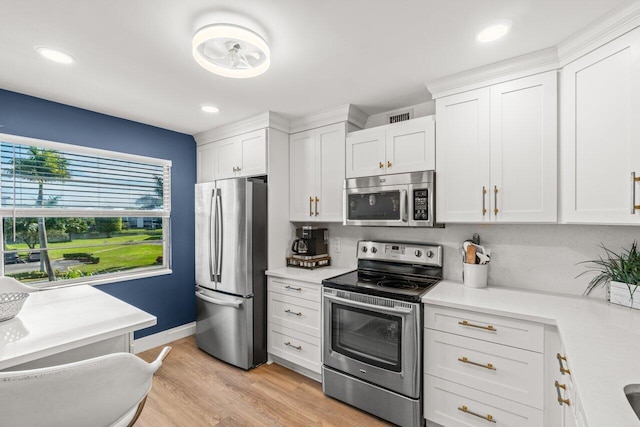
323,292,413,315
400,189,408,222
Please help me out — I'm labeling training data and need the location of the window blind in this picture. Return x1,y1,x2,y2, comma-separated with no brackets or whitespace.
0,135,171,218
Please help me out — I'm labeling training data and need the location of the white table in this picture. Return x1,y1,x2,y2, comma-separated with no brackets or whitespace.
0,285,156,370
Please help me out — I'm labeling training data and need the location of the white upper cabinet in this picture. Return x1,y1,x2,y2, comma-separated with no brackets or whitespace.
436,71,557,223
197,142,216,183
346,116,435,178
560,26,640,224
290,122,346,222
214,129,267,180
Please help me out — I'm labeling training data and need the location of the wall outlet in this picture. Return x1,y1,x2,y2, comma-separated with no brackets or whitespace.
332,238,341,253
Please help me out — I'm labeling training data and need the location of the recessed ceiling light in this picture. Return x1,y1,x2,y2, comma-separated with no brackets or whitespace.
35,47,74,64
476,21,512,43
192,24,270,79
201,105,220,113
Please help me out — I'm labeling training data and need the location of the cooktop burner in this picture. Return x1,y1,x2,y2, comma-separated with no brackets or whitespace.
377,279,419,290
357,271,386,283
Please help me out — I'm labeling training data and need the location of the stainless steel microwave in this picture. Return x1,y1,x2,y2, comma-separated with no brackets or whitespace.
343,171,438,227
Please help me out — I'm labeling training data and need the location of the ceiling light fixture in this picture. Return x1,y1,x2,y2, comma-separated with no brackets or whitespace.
192,24,270,79
201,105,220,113
35,47,74,64
476,21,512,43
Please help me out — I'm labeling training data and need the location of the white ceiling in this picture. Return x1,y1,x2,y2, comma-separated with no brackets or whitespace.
0,0,629,135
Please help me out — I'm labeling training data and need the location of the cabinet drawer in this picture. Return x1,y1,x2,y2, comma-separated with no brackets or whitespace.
268,278,321,302
425,329,543,409
268,324,321,374
425,305,544,352
425,375,543,427
268,292,320,337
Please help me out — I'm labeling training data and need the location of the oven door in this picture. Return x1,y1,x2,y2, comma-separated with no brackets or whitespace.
343,185,408,226
322,287,421,398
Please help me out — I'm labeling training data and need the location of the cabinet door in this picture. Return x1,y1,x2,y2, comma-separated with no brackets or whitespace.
345,129,386,178
436,88,491,223
386,116,435,174
490,71,557,223
317,123,346,221
290,130,317,221
214,136,241,180
239,129,267,177
197,142,216,183
561,27,640,224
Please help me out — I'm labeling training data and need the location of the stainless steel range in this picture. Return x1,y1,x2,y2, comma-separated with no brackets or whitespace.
322,240,443,427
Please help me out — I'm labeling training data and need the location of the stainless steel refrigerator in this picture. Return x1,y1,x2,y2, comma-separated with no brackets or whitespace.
194,178,267,370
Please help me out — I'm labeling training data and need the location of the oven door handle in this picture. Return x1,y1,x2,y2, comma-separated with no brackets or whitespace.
323,292,413,314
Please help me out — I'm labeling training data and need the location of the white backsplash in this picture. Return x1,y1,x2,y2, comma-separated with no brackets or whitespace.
325,223,640,298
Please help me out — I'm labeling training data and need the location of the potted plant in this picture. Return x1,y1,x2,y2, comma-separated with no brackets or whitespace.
578,242,640,309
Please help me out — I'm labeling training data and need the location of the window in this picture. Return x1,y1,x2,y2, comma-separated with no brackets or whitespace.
0,133,171,288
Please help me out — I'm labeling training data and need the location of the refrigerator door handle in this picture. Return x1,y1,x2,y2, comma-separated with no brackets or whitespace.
215,190,223,282
195,290,243,308
208,188,216,283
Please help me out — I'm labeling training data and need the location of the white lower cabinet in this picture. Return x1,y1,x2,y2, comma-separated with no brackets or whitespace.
424,305,545,426
267,277,321,374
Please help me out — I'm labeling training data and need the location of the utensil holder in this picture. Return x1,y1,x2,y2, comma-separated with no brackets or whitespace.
463,263,488,288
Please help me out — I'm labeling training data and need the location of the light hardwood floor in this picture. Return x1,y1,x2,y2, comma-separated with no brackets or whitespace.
136,336,391,426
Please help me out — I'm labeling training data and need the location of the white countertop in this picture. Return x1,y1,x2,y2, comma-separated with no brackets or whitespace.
266,266,354,284
0,285,156,369
423,280,640,427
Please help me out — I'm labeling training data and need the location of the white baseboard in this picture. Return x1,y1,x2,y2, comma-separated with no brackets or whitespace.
132,322,195,354
267,353,322,383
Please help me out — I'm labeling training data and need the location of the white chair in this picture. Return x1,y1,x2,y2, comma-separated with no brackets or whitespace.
0,276,39,293
0,346,171,427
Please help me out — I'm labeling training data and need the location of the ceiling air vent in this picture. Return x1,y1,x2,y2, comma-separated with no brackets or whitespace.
387,109,414,124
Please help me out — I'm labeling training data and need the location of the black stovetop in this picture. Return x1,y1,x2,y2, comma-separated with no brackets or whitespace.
322,268,441,303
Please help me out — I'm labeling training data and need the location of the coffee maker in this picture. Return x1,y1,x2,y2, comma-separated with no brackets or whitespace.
291,226,328,257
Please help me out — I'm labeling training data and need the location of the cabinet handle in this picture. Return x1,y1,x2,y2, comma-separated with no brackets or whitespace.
284,309,302,316
232,166,237,172
458,320,496,332
284,341,302,351
387,161,392,168
558,397,571,406
555,380,567,390
285,285,302,292
632,172,640,214
237,166,241,172
315,197,319,216
309,196,313,216
457,405,496,423
557,353,571,375
482,186,487,215
493,186,499,215
379,161,384,169
458,356,496,370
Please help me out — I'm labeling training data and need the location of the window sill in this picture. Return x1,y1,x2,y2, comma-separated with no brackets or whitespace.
33,268,173,290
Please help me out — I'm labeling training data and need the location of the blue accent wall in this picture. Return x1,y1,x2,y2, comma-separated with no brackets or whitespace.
0,88,196,338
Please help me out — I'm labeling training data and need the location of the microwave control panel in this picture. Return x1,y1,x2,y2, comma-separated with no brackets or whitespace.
413,189,429,221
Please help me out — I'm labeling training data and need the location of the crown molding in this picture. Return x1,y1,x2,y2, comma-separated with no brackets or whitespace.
194,111,289,145
289,104,367,134
426,47,559,99
558,0,640,67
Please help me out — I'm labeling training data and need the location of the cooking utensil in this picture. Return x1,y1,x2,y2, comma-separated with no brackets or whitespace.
465,245,476,264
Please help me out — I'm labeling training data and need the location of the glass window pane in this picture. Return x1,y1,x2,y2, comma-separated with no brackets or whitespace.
3,217,165,286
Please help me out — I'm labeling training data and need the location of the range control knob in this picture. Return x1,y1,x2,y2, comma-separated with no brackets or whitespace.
361,246,368,253
370,247,378,253
426,250,434,258
414,250,422,258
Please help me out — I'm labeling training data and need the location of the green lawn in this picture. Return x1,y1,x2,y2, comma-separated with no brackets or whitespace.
6,232,164,281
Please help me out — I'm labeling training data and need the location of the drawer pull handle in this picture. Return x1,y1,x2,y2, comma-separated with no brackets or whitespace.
458,405,496,423
555,380,566,390
557,353,571,375
284,309,302,316
284,341,302,351
558,397,571,406
458,356,496,371
458,320,496,332
285,286,302,292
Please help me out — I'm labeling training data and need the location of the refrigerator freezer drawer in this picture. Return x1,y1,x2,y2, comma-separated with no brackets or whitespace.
195,288,264,370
